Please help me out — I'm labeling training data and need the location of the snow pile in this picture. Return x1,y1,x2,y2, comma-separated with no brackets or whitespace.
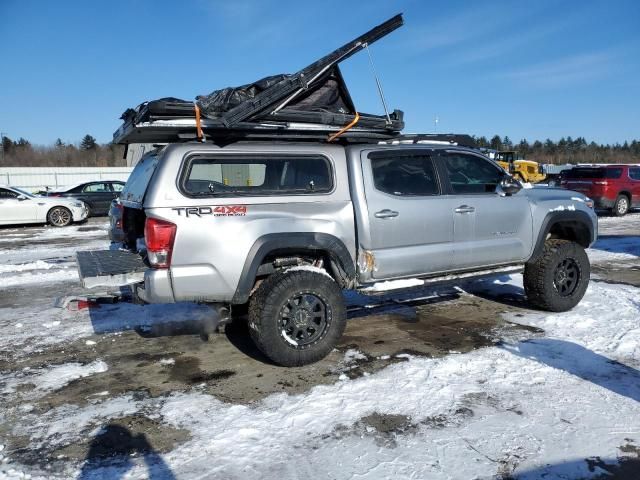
1,360,108,396
0,261,60,274
2,269,78,288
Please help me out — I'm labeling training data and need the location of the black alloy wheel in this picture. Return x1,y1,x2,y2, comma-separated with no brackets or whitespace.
553,258,580,297
279,292,329,347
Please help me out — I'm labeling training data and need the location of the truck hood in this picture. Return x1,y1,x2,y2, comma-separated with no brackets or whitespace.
520,186,591,205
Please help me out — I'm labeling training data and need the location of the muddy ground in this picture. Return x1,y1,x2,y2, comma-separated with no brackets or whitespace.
1,213,639,477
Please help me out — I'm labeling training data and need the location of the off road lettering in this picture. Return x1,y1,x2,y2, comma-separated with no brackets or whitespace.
172,206,247,217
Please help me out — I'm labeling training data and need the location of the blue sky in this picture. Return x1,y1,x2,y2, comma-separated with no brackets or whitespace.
0,0,638,146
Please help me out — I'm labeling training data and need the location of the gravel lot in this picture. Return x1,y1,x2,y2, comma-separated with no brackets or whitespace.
0,213,639,479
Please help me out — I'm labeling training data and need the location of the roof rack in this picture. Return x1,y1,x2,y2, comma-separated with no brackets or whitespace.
114,15,405,146
379,133,478,148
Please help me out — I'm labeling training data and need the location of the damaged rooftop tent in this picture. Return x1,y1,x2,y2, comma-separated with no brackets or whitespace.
114,14,405,146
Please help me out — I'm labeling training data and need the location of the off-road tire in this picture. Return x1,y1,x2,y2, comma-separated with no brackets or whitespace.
613,194,629,216
248,270,346,366
47,206,72,227
524,239,590,312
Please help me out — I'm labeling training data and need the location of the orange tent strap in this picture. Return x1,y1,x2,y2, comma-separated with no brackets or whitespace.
328,112,360,142
194,103,203,141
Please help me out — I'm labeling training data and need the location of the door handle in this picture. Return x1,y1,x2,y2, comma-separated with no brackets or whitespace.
374,209,399,218
455,205,475,214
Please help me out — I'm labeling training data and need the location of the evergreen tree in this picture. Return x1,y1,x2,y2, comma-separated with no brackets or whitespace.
55,138,65,148
16,137,31,147
503,136,513,148
518,138,530,155
490,135,502,150
476,136,489,148
80,134,97,150
1,135,13,153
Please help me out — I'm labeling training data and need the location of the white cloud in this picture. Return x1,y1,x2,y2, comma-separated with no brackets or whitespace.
502,50,619,88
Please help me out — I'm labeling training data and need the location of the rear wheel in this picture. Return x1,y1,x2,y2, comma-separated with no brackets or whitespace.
613,194,629,216
524,239,590,312
248,270,346,366
47,206,72,227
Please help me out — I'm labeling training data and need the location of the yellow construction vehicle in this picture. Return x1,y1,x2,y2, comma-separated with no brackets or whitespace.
496,151,546,183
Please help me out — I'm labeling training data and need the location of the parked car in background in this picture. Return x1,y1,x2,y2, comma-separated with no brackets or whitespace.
46,180,125,216
108,198,125,243
0,185,88,227
560,165,640,216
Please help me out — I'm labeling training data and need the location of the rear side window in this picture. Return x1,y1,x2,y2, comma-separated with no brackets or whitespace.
182,155,332,196
629,167,640,180
566,168,623,179
83,183,109,193
111,182,125,192
370,154,439,196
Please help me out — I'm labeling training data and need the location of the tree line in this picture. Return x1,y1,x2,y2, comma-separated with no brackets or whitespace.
0,135,126,167
1,134,639,167
475,135,640,165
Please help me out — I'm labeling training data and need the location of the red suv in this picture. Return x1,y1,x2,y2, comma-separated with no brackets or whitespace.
561,165,640,216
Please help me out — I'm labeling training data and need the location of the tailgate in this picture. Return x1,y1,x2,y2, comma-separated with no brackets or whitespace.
76,250,147,289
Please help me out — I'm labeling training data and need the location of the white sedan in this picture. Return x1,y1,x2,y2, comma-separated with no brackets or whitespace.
0,185,89,227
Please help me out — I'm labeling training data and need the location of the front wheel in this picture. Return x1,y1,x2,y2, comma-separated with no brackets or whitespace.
523,239,590,312
47,206,73,227
248,269,346,366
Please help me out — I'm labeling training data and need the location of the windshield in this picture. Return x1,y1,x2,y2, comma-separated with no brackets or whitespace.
566,167,623,179
11,187,36,198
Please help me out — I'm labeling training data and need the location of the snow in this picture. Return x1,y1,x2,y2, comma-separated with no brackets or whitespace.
2,269,78,287
284,265,333,280
361,278,424,292
0,260,59,274
549,204,576,212
1,360,108,396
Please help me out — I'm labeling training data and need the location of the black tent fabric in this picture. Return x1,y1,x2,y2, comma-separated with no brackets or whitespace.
195,67,355,120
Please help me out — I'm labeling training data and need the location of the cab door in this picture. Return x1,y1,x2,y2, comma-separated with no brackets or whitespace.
359,149,456,280
438,151,533,269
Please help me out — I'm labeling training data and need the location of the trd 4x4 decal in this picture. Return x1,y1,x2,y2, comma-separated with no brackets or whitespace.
172,206,247,217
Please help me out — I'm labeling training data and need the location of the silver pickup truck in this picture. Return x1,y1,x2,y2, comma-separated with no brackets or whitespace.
77,140,597,366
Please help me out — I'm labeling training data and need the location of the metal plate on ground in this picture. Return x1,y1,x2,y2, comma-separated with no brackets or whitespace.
76,250,147,289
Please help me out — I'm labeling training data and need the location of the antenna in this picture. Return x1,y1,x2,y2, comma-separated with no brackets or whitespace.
364,43,392,125
434,116,439,133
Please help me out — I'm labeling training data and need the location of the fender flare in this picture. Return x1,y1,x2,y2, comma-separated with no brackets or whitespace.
529,210,596,262
232,232,356,304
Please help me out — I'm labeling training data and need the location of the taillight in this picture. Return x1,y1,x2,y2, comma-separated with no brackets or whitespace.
49,193,62,197
144,218,177,268
115,203,124,230
594,181,608,185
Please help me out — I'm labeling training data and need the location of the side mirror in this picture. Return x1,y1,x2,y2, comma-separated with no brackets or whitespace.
16,194,28,201
498,175,522,196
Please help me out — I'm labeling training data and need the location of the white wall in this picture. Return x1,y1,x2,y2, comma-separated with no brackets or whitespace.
0,167,134,192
